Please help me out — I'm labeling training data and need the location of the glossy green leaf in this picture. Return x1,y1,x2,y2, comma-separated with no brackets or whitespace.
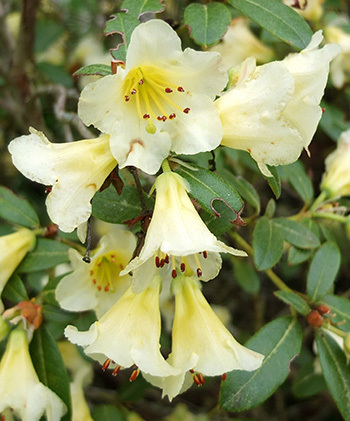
273,218,320,249
253,216,284,270
121,0,165,17
73,64,112,77
30,325,71,421
92,184,153,224
316,331,350,420
274,291,310,316
220,316,302,411
322,295,350,332
233,259,260,294
307,242,341,303
18,238,70,272
280,161,314,204
0,187,39,228
288,246,313,265
2,274,28,303
227,0,312,50
184,2,231,46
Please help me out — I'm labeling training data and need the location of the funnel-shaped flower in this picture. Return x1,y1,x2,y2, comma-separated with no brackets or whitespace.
65,276,179,378
78,19,227,174
0,228,35,310
8,128,117,232
0,329,66,421
216,31,340,176
56,228,136,318
146,276,264,400
121,171,246,292
320,129,350,198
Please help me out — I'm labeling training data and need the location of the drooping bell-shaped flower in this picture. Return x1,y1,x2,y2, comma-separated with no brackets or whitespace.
216,31,340,176
0,228,36,311
146,276,264,401
0,329,67,421
56,228,136,318
65,275,180,379
121,170,246,292
8,128,117,232
78,19,227,174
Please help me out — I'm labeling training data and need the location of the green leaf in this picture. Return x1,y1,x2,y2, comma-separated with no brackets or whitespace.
0,187,39,228
2,274,29,303
280,161,314,204
264,198,276,219
288,246,313,265
233,259,260,294
18,238,70,273
316,330,350,420
91,405,125,421
35,19,64,54
292,351,326,398
227,0,312,50
37,62,74,88
273,218,320,249
184,3,231,47
223,172,260,213
220,316,302,411
274,291,310,316
322,295,350,332
105,13,140,62
121,0,165,17
307,242,341,303
73,64,112,77
264,166,281,199
253,216,284,270
30,325,71,421
92,184,153,224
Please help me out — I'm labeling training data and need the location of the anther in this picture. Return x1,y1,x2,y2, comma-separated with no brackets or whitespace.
165,87,173,93
124,95,130,102
143,113,150,119
177,86,185,92
183,107,190,114
97,286,102,291
197,268,202,277
90,270,94,275
203,251,208,259
221,373,227,381
162,116,167,122
131,88,137,95
92,279,97,284
180,263,185,272
157,116,163,121
169,113,176,119
102,358,111,371
172,269,177,278
139,79,144,85
197,372,205,385
129,368,140,382
164,254,170,264
155,256,160,267
160,258,165,268
104,286,109,292
193,374,202,387
112,365,121,376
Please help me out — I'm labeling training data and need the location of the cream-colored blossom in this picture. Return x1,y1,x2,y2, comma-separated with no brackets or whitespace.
121,170,246,292
78,19,227,175
216,31,340,176
0,329,67,421
320,129,350,198
65,276,180,378
146,276,264,401
324,25,350,89
56,228,136,318
8,128,117,232
283,0,324,22
0,228,36,311
209,18,274,69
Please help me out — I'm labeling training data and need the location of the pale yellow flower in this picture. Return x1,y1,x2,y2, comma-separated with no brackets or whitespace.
283,0,324,22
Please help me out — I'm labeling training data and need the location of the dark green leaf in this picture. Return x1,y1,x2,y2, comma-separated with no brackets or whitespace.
222,172,260,213
0,187,39,228
233,259,260,294
264,166,281,199
273,218,320,249
2,274,28,303
220,316,302,411
253,216,284,270
37,62,73,88
227,0,312,50
184,3,231,46
35,20,64,54
30,325,71,421
288,246,313,265
280,161,314,204
322,295,350,332
18,238,70,273
320,101,350,142
92,184,153,224
316,330,350,420
307,242,341,303
91,404,125,421
121,0,165,17
264,198,276,219
274,291,310,316
73,64,112,77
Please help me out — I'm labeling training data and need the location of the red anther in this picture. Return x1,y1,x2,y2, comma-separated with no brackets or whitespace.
165,87,173,93
131,88,137,95
164,254,170,264
97,286,102,291
89,270,94,275
169,113,176,119
143,113,150,119
180,263,186,272
92,279,97,284
190,369,194,373
155,256,160,267
129,368,140,382
321,107,325,113
172,269,177,278
125,95,130,102
315,304,331,315
221,373,227,381
177,86,185,92
203,250,208,259
157,116,163,121
45,186,52,194
162,116,167,121
307,309,323,328
102,358,111,371
160,258,165,268
193,374,202,387
197,268,202,277
197,372,205,385
183,107,190,114
104,286,109,292
1,415,5,421
139,79,144,85
112,365,121,376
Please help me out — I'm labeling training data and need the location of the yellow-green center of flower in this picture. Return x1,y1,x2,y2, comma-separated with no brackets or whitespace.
154,250,207,278
89,252,124,292
123,65,190,134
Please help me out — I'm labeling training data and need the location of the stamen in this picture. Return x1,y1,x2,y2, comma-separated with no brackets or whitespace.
197,268,202,277
172,256,177,278
194,254,202,278
177,86,185,92
102,358,111,371
143,113,150,119
139,79,144,85
97,286,102,291
169,113,176,119
221,373,227,381
193,374,202,387
197,372,205,385
164,254,170,264
165,87,173,93
129,368,140,382
180,262,186,272
203,250,208,259
125,95,130,102
104,286,109,292
112,365,121,376
155,255,161,268
131,88,137,95
183,107,190,114
172,269,177,278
